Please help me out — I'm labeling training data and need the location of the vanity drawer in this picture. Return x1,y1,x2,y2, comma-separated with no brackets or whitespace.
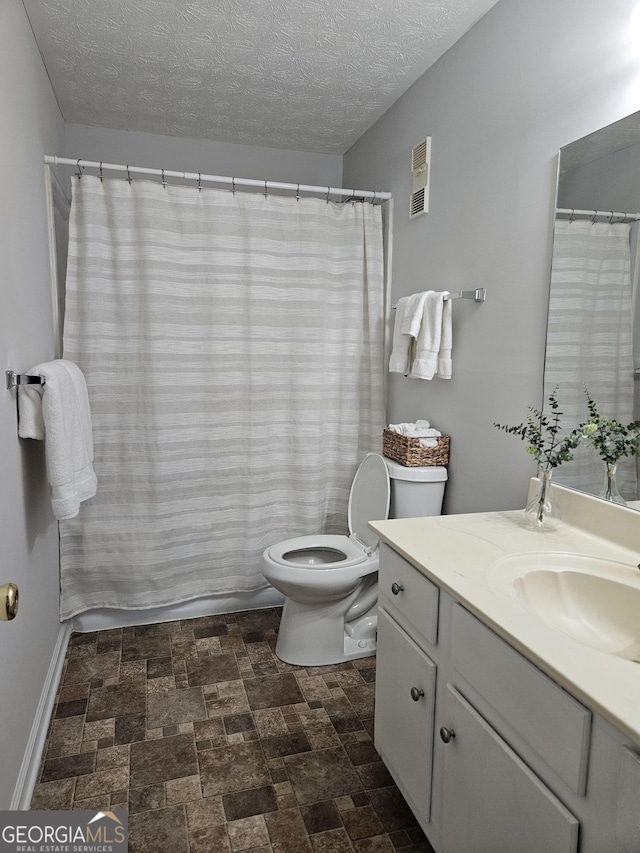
451,603,591,796
379,544,439,648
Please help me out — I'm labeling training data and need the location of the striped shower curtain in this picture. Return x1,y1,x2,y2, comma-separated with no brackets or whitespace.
543,219,636,498
59,176,385,619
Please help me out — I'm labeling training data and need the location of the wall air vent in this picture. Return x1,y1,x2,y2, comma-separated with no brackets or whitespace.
410,136,431,219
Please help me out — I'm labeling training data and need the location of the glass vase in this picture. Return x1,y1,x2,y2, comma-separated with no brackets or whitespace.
598,461,626,505
524,466,559,530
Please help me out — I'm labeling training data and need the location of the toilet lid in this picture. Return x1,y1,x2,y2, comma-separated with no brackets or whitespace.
348,453,390,551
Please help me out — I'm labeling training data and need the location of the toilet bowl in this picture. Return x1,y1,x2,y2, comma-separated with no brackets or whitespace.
262,452,448,666
262,453,390,666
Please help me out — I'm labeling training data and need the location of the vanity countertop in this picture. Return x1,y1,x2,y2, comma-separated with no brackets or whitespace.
369,483,640,746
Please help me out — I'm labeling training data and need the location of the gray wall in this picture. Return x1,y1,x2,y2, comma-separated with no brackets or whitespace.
0,0,65,808
63,124,343,188
343,0,640,514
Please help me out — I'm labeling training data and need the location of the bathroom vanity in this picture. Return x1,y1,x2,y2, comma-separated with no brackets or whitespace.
369,483,640,853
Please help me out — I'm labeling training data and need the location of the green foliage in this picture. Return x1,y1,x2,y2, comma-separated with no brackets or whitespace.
578,390,640,465
494,387,583,469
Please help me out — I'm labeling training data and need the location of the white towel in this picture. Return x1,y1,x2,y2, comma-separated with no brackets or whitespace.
388,297,412,374
389,292,431,375
388,420,441,447
410,291,446,380
437,297,452,379
18,359,97,520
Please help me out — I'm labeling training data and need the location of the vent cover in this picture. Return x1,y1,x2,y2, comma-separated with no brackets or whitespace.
410,136,431,219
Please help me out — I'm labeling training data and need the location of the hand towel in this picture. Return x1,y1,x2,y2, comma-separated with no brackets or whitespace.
399,291,429,338
410,291,446,380
437,297,453,379
18,359,97,520
389,292,431,375
388,297,413,374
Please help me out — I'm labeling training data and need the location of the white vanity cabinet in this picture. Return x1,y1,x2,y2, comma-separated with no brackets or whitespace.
375,542,640,853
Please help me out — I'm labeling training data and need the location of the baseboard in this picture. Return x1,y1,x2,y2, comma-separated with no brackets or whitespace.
10,623,71,810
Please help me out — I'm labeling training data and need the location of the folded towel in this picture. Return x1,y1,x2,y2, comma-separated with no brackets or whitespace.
399,291,429,338
389,298,413,374
387,420,441,447
410,291,446,380
437,297,452,379
18,359,97,520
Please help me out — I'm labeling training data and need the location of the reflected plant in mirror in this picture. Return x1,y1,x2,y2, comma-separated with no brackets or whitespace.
543,110,640,507
578,389,640,504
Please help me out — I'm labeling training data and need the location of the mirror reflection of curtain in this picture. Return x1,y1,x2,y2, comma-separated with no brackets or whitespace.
544,219,636,499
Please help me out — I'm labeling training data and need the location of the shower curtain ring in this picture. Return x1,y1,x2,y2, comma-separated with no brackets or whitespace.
232,177,236,194
99,162,103,182
326,187,330,203
126,165,132,184
264,180,268,198
197,173,202,192
296,184,300,202
569,208,575,222
76,159,82,180
591,210,598,223
161,169,166,189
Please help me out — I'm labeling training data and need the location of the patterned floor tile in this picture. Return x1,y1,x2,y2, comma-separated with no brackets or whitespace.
30,607,435,853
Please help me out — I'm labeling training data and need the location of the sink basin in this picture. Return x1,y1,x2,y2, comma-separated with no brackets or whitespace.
489,553,640,661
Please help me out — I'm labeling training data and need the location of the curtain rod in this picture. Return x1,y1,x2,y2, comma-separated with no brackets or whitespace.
44,156,391,202
557,207,640,222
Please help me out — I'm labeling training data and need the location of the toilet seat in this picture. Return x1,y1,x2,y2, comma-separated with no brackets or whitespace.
267,534,369,569
265,453,391,571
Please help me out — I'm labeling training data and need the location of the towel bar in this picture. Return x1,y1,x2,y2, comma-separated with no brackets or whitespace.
392,288,486,309
5,370,45,389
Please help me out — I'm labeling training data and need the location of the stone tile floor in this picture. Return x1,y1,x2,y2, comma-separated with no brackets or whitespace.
30,607,435,853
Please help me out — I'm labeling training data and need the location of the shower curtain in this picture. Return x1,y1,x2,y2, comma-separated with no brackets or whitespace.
543,218,636,498
59,176,385,619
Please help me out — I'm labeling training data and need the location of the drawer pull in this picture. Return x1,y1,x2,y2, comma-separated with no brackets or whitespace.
391,582,404,595
410,687,424,702
440,726,456,744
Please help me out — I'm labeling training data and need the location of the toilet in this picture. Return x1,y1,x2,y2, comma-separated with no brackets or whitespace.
262,452,448,666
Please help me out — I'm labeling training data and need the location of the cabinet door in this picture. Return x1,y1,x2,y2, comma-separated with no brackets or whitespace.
375,608,436,826
440,685,579,853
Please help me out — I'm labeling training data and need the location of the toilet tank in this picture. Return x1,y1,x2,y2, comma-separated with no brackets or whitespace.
384,458,447,518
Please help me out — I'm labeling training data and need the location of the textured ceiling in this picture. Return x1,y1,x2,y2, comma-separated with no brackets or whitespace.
23,0,499,154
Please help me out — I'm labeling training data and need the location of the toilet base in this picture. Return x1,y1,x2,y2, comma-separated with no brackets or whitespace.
274,596,377,667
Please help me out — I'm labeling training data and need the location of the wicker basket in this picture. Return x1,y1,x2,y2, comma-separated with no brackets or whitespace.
382,428,450,467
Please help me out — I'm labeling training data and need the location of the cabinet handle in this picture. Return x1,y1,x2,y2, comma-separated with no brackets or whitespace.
440,726,456,744
391,582,404,595
410,687,424,702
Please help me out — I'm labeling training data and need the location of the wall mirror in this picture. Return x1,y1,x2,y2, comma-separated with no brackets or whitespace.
543,110,640,507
